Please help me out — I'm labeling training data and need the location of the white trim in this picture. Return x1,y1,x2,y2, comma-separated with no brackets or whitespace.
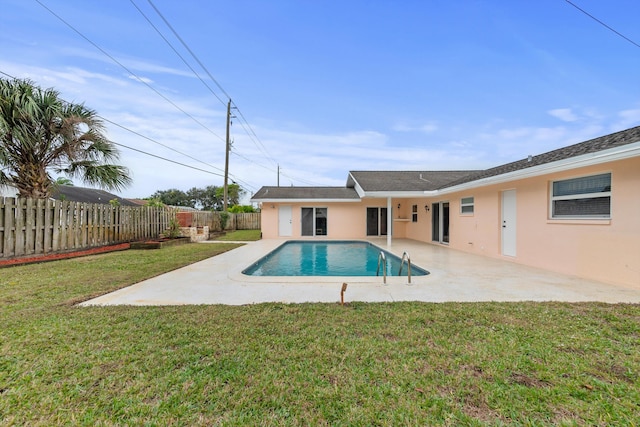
362,190,429,198
251,198,360,203
432,141,640,195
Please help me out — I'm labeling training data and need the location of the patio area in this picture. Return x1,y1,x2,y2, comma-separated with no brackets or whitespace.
81,239,640,306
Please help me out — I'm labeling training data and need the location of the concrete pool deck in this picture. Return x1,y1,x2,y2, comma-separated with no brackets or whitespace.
81,239,640,306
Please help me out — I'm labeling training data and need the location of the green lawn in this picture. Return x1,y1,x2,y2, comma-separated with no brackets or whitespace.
216,229,261,241
1,244,638,425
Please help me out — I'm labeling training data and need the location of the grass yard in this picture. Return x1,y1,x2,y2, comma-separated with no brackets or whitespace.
215,229,261,241
1,243,639,426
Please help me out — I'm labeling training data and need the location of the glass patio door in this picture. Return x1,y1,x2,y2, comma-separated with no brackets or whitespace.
366,207,388,236
431,202,449,244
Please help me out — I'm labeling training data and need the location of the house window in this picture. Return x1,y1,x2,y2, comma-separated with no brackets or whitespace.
301,207,327,236
460,197,474,214
550,173,611,219
412,205,418,222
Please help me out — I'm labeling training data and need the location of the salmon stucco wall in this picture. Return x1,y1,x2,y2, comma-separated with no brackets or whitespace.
259,202,368,239
436,158,640,287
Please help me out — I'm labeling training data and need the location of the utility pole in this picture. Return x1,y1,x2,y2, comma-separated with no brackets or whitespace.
223,99,231,212
277,164,280,187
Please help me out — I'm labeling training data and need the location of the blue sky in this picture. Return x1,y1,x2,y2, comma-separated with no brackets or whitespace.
2,0,639,200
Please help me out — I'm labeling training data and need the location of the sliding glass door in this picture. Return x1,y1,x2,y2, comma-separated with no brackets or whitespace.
301,207,327,236
366,207,388,236
431,202,449,244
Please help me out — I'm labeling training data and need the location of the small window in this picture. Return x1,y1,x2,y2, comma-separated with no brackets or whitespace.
550,173,611,219
460,197,474,214
412,205,418,222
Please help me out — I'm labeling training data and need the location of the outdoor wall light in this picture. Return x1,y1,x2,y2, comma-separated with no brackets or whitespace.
424,205,430,212
271,204,275,209
397,203,401,209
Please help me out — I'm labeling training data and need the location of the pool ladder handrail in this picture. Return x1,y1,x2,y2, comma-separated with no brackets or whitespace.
376,251,387,284
399,251,412,284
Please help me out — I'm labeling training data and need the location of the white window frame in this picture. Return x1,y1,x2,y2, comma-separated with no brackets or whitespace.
460,197,474,215
549,173,611,219
301,207,328,236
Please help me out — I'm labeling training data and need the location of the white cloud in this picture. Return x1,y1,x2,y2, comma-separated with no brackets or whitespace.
128,74,154,84
548,108,578,122
615,108,640,130
392,122,438,133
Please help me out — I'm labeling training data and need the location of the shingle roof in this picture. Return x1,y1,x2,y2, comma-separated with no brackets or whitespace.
348,170,479,192
442,125,640,188
252,186,359,200
251,126,640,200
51,186,139,206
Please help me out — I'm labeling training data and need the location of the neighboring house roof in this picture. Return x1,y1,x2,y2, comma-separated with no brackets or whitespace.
251,125,640,201
252,186,360,202
51,186,139,206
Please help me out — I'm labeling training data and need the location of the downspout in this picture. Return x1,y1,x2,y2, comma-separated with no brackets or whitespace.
387,197,392,246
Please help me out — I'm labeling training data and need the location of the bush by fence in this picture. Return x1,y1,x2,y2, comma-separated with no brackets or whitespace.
0,197,173,259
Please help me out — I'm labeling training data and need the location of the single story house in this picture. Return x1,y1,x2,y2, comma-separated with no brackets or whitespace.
251,125,640,287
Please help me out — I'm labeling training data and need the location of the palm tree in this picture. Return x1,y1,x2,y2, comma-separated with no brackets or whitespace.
0,78,132,198
54,177,74,186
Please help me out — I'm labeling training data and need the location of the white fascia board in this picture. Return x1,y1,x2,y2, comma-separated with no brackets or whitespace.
251,198,361,203
353,181,366,198
431,141,640,196
361,191,429,198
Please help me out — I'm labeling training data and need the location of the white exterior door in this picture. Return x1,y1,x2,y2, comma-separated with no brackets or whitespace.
278,205,292,237
501,190,517,257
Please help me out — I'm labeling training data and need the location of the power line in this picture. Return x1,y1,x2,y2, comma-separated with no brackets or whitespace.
141,1,281,170
232,105,279,167
34,0,226,143
230,150,275,172
128,0,227,107
111,142,224,177
564,0,640,49
146,0,232,101
100,116,226,174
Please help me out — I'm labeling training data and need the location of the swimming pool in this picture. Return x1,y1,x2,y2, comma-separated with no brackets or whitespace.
242,240,430,277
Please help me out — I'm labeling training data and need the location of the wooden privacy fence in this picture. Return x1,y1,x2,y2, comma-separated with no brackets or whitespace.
177,211,261,231
0,197,174,259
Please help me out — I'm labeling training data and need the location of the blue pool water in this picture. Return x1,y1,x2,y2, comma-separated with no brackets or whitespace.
243,241,430,277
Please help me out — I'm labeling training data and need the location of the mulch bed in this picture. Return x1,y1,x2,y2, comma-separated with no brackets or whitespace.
0,243,131,268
